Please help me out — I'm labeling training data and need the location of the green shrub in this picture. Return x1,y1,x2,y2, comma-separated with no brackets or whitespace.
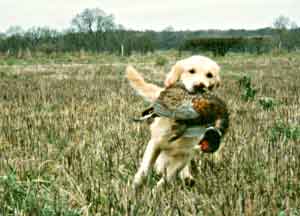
238,75,257,101
258,97,277,110
155,55,168,66
269,121,300,143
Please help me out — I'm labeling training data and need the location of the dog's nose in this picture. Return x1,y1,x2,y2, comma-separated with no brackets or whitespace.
208,85,214,90
194,83,206,90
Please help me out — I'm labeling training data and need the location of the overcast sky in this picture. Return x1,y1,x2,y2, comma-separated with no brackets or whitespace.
0,0,299,32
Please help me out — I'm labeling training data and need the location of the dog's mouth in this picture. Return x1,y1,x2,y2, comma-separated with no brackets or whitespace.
191,84,215,94
189,86,207,94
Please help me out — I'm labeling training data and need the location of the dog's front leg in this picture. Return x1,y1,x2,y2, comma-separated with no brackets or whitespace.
133,138,161,189
179,164,195,186
156,159,187,189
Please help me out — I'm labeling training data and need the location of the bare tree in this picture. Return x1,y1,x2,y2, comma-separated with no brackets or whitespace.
273,16,300,51
71,8,116,33
273,15,291,30
290,21,298,30
96,14,116,32
163,26,175,32
5,26,24,36
273,15,291,49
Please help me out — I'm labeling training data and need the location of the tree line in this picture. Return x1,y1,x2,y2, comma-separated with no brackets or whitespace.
0,29,156,56
180,37,275,56
0,9,299,56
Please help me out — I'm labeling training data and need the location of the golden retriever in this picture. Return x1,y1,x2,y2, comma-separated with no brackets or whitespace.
126,55,221,189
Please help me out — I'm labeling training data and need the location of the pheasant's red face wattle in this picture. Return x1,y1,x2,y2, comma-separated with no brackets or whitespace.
199,140,209,152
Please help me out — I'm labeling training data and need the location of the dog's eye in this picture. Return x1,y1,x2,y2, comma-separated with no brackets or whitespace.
189,69,195,74
206,72,213,78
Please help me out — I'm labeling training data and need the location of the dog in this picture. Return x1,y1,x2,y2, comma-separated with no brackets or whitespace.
126,55,221,189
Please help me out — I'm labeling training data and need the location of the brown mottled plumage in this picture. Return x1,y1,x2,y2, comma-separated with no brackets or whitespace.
138,83,229,152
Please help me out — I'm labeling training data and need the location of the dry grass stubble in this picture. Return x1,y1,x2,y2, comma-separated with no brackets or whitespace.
0,53,300,215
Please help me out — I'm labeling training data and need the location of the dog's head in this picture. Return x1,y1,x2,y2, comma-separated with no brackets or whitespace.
164,56,221,93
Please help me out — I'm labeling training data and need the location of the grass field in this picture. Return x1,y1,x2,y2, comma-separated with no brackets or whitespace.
0,51,300,215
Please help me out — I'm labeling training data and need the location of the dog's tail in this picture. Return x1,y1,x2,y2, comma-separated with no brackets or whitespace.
126,65,163,102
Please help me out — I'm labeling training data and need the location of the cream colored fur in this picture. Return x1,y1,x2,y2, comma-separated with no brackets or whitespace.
126,66,163,102
126,55,221,189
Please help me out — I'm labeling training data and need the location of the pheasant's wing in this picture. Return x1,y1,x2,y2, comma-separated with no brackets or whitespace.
172,101,201,120
152,85,215,120
153,97,211,121
152,85,200,119
152,102,175,118
153,100,200,120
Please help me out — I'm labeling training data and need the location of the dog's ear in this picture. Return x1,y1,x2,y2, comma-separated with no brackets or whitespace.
164,64,183,87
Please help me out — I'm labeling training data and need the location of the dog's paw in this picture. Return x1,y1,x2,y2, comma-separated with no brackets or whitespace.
184,177,196,187
132,173,144,189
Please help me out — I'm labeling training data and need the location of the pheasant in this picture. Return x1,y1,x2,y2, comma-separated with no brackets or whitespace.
136,83,229,153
